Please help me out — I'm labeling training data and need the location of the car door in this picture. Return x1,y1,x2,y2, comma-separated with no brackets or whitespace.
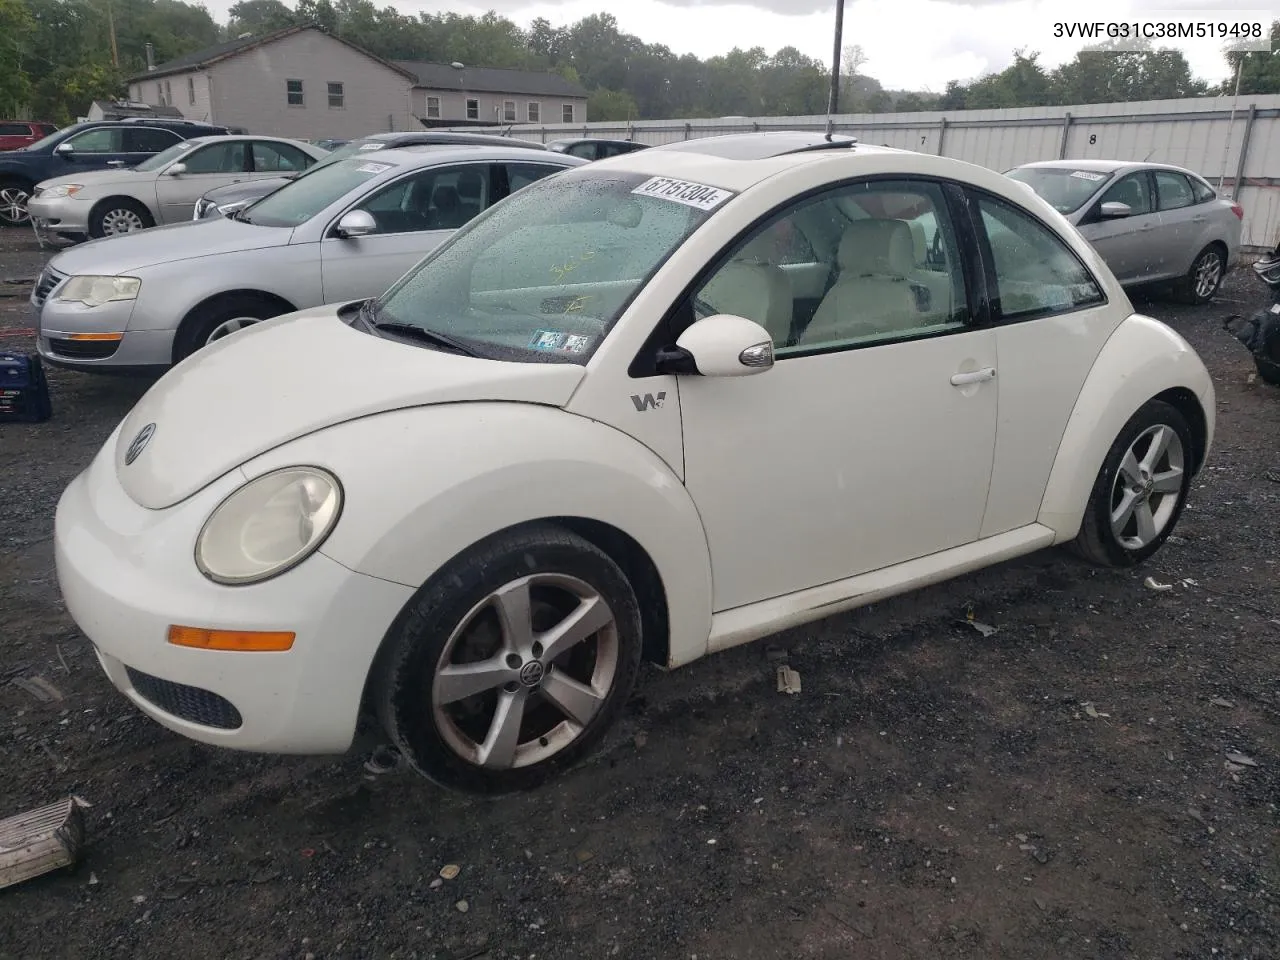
1150,170,1203,280
250,140,319,178
675,177,998,612
319,162,498,302
120,126,184,170
969,188,1122,538
153,140,249,223
1076,171,1163,284
47,127,134,177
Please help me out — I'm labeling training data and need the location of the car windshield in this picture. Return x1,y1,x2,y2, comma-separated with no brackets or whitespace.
134,140,199,172
238,157,399,227
306,137,387,172
23,124,77,153
1006,167,1114,214
371,169,724,363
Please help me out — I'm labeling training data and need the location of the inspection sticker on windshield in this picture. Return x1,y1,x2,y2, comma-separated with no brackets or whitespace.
530,330,593,354
632,177,734,211
1070,170,1107,181
358,142,386,151
356,161,392,174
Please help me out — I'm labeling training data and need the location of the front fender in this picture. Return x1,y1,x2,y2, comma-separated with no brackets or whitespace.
1037,314,1215,540
239,402,714,669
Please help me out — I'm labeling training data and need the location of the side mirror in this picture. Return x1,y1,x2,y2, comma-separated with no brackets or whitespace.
166,162,187,177
54,142,75,157
335,209,377,239
663,313,774,377
1099,201,1133,219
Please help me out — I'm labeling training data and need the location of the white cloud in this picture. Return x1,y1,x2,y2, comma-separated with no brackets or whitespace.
201,0,1260,90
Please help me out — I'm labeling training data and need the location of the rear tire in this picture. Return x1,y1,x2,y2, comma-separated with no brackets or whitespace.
374,524,643,795
88,198,154,239
1071,400,1194,568
1175,245,1225,305
0,179,33,227
172,294,284,364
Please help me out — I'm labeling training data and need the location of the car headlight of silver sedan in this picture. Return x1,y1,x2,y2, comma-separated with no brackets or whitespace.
196,467,343,585
38,184,83,199
55,276,141,307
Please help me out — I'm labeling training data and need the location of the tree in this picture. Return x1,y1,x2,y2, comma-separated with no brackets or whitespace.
587,87,638,121
1222,20,1280,95
225,0,295,37
0,0,34,115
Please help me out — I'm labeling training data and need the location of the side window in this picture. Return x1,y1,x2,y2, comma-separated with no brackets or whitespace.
505,162,566,194
1154,171,1195,211
127,127,182,152
354,164,491,235
977,194,1105,322
0,123,30,136
694,179,969,353
252,141,313,172
181,141,246,174
65,127,125,153
1190,177,1217,204
567,143,596,160
1098,173,1153,215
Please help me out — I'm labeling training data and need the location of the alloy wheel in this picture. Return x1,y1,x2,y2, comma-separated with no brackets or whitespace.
1109,423,1185,551
0,186,30,225
431,573,619,770
1194,251,1223,300
205,316,262,345
100,208,145,235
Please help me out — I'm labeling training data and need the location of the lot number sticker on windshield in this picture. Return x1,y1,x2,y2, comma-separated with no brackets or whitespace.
632,177,735,211
356,161,392,174
359,142,386,151
1070,170,1107,181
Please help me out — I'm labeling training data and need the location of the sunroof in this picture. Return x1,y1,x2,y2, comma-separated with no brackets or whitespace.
650,131,858,161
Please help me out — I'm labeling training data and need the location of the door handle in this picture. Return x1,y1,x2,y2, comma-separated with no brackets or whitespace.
951,367,996,386
1192,215,1207,223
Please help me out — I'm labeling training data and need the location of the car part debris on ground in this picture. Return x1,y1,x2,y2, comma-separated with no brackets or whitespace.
776,665,802,695
0,796,87,890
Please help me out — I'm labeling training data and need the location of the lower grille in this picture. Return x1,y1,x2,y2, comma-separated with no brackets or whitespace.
31,267,64,308
49,338,119,360
125,667,243,730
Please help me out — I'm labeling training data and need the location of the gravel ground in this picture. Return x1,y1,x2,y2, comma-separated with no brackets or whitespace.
1,228,1277,960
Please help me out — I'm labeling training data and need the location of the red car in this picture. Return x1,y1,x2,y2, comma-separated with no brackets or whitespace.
0,121,59,152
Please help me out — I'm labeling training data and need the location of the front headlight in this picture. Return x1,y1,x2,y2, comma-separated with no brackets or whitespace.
40,184,83,199
196,467,343,585
55,275,141,307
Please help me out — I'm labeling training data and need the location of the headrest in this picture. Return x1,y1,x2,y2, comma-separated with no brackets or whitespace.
456,170,483,199
432,185,460,210
837,219,915,277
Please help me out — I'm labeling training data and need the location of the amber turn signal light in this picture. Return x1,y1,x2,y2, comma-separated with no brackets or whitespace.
167,625,295,651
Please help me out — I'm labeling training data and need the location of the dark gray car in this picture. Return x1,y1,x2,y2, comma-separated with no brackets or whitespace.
193,130,548,219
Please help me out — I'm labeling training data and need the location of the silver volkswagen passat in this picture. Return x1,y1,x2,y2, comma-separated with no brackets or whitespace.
31,144,586,373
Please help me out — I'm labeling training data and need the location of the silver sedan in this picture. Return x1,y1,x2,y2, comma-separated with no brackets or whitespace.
27,135,329,241
30,143,587,373
1006,159,1242,304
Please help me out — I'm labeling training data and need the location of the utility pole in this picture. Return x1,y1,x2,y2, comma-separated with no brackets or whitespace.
106,0,119,67
827,0,844,115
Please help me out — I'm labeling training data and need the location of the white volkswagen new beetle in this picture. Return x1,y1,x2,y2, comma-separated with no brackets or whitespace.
55,132,1215,793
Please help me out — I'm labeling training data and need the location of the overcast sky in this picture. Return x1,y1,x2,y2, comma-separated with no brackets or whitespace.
206,0,1271,91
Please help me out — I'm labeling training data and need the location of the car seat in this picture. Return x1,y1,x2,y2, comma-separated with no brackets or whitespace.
697,231,794,345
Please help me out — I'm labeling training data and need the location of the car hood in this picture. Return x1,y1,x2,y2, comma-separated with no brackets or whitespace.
204,176,291,205
37,169,147,191
111,305,587,509
48,216,292,275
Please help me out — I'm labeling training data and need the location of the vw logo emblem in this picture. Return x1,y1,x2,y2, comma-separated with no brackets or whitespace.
519,661,545,687
124,423,156,465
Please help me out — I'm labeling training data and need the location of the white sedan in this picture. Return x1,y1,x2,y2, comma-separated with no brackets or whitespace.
55,132,1215,794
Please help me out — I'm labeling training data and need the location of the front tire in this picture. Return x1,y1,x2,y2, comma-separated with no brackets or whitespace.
0,180,33,227
172,294,284,363
89,198,154,238
375,525,643,794
1176,245,1225,305
1072,400,1194,568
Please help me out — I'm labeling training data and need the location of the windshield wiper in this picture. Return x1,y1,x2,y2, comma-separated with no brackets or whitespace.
371,320,479,357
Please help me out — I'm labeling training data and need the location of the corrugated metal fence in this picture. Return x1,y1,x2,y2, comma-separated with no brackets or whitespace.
451,93,1280,251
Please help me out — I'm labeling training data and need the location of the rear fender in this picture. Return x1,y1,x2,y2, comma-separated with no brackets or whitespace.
1037,314,1214,540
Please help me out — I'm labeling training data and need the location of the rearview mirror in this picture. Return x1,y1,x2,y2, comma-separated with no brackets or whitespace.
335,209,377,239
665,313,774,377
1100,201,1133,219
166,162,187,176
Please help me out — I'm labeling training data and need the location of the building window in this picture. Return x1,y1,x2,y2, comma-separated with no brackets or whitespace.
466,98,479,120
155,82,163,104
187,76,196,105
287,79,304,106
527,101,540,123
562,103,575,123
503,99,516,122
164,80,172,105
426,96,441,119
328,82,344,109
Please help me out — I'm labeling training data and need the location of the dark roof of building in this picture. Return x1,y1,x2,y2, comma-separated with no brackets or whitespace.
393,61,588,99
91,100,185,119
126,24,418,83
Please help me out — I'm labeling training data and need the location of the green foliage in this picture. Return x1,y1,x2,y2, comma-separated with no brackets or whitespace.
2,2,1273,125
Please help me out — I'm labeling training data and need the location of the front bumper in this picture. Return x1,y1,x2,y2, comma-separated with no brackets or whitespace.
33,285,174,371
54,442,414,753
28,195,91,234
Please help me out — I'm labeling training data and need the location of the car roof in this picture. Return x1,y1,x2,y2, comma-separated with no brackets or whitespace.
182,134,312,145
1014,158,1205,178
344,143,589,168
359,131,547,150
583,131,912,192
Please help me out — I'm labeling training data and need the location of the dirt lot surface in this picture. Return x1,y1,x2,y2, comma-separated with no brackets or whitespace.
0,227,1276,960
